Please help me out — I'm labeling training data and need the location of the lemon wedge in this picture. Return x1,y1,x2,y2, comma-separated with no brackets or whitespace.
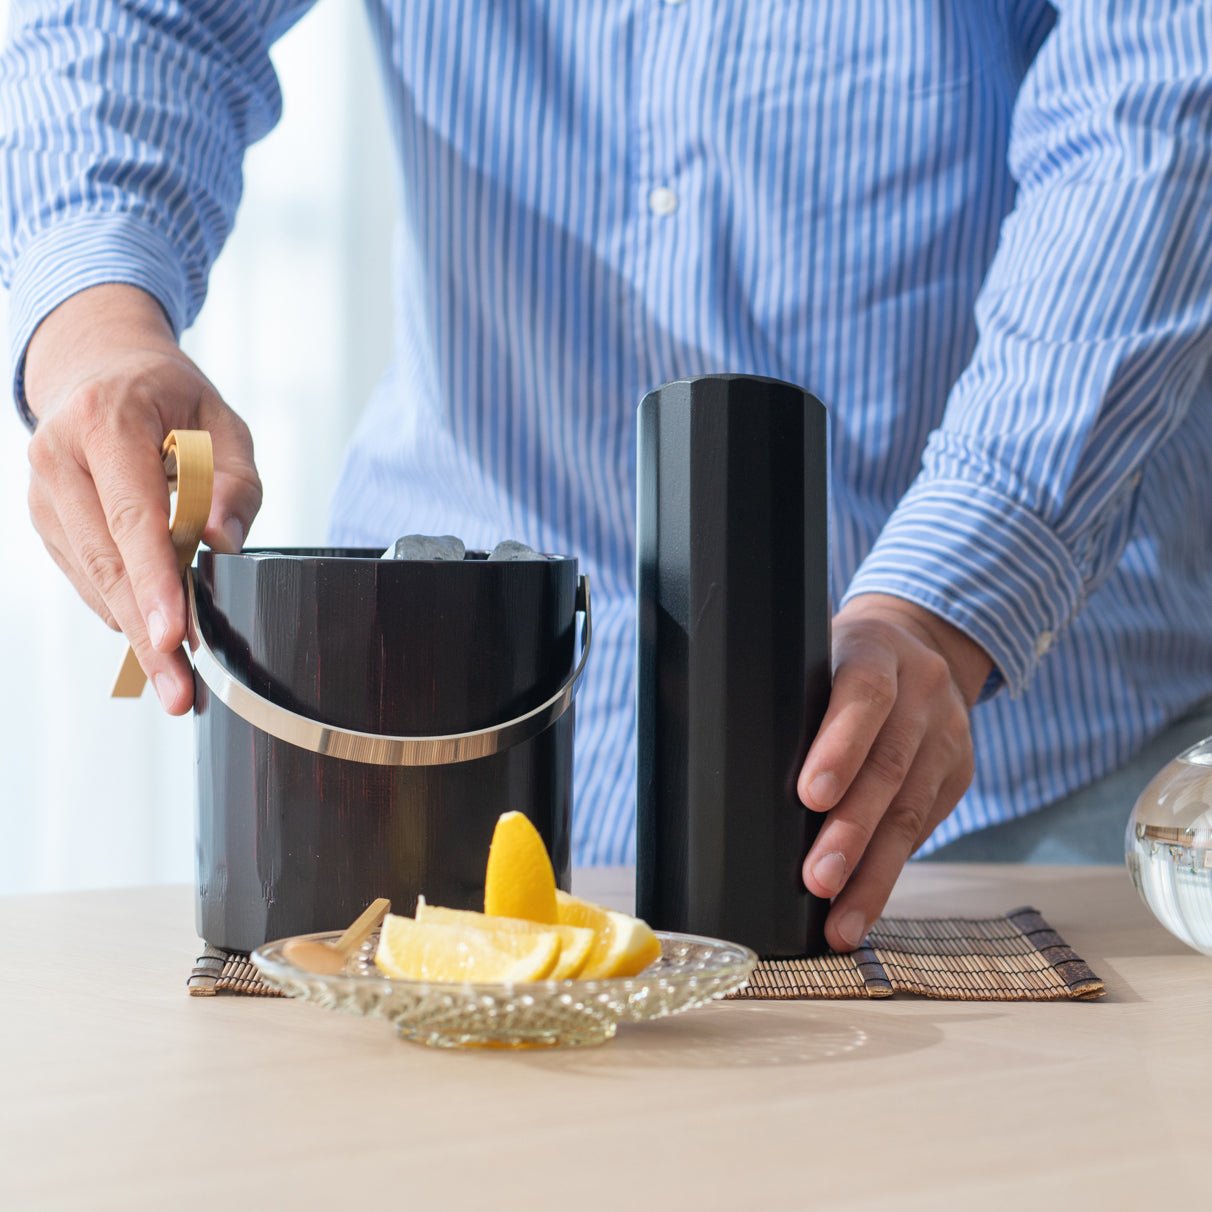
415,901,595,979
555,891,663,979
483,810,558,924
374,912,560,982
381,812,660,985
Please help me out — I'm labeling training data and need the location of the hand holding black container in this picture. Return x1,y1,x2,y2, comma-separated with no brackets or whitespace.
636,375,832,957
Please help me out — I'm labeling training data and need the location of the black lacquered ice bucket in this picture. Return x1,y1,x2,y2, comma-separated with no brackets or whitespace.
187,548,588,951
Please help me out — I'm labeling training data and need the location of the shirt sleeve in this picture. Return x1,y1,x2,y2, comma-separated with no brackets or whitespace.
842,0,1212,699
0,0,316,425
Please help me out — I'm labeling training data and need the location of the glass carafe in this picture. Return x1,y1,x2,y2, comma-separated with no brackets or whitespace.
1125,736,1212,954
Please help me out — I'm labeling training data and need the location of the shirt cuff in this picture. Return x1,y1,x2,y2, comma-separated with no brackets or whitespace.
840,478,1087,700
8,213,191,428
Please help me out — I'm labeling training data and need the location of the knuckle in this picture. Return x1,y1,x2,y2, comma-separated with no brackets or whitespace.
80,544,126,598
27,429,60,479
866,734,914,788
243,467,264,512
883,808,923,850
106,495,150,545
230,409,255,452
26,426,72,482
919,650,952,695
68,381,109,433
228,432,263,501
848,667,896,713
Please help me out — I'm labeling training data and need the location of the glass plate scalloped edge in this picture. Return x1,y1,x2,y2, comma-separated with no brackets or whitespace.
252,929,757,1049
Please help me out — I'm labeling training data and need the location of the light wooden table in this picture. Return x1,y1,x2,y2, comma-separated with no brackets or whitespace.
1,865,1208,1211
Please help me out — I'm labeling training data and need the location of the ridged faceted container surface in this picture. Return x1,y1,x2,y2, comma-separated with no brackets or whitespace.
637,375,832,957
1126,736,1212,955
252,929,757,1048
194,548,577,952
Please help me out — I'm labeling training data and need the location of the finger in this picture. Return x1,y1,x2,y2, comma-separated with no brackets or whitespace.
141,645,195,715
80,422,184,653
912,767,973,852
51,458,195,713
822,771,946,953
797,640,898,813
801,710,929,900
29,477,119,628
199,399,262,554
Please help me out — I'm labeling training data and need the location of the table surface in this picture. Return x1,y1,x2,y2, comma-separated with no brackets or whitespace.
2,864,1208,1211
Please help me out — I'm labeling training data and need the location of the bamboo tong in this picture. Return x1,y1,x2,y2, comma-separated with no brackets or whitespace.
110,429,214,698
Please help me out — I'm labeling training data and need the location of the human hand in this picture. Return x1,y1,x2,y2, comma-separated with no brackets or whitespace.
23,284,262,713
797,593,993,951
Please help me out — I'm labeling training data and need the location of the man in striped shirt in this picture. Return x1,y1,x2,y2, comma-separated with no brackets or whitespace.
3,2,1211,952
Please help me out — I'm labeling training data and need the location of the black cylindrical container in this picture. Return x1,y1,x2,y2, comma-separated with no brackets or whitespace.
636,375,832,957
191,548,583,952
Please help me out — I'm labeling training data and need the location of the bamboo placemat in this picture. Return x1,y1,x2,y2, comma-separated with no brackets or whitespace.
188,905,1103,1001
732,906,1104,1001
189,947,281,997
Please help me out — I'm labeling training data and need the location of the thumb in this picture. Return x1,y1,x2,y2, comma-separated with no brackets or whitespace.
198,401,262,554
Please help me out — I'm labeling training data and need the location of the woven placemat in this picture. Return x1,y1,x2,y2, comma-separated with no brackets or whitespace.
188,947,282,997
733,907,1104,1001
189,905,1103,1001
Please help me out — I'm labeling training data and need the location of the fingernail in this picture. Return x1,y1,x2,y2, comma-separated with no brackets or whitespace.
154,673,176,711
147,610,167,649
808,772,839,809
220,517,245,553
812,851,847,895
835,910,867,949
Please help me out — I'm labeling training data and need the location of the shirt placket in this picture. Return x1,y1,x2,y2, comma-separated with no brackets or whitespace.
628,0,705,397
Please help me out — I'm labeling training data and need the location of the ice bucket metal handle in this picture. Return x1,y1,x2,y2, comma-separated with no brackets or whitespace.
185,569,591,767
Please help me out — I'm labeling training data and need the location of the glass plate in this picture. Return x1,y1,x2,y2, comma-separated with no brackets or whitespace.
251,929,757,1049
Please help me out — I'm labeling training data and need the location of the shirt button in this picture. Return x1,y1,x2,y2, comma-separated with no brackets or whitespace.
1035,631,1054,657
648,186,678,216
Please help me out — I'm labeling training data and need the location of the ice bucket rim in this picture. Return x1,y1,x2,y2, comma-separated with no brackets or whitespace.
185,569,591,767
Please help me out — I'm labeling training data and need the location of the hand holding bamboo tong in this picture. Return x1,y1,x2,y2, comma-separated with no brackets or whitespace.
111,429,214,698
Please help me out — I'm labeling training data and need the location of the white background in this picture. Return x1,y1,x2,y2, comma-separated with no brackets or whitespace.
0,2,396,893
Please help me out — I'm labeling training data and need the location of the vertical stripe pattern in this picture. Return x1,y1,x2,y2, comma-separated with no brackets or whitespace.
3,1,1212,864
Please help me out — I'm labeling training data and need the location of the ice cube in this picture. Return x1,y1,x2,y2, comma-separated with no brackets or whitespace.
382,534,467,561
487,540,545,561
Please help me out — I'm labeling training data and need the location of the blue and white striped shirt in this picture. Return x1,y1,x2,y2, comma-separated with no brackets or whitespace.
3,1,1212,865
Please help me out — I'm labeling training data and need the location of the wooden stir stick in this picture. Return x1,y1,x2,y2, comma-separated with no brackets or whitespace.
282,899,393,975
111,429,215,698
